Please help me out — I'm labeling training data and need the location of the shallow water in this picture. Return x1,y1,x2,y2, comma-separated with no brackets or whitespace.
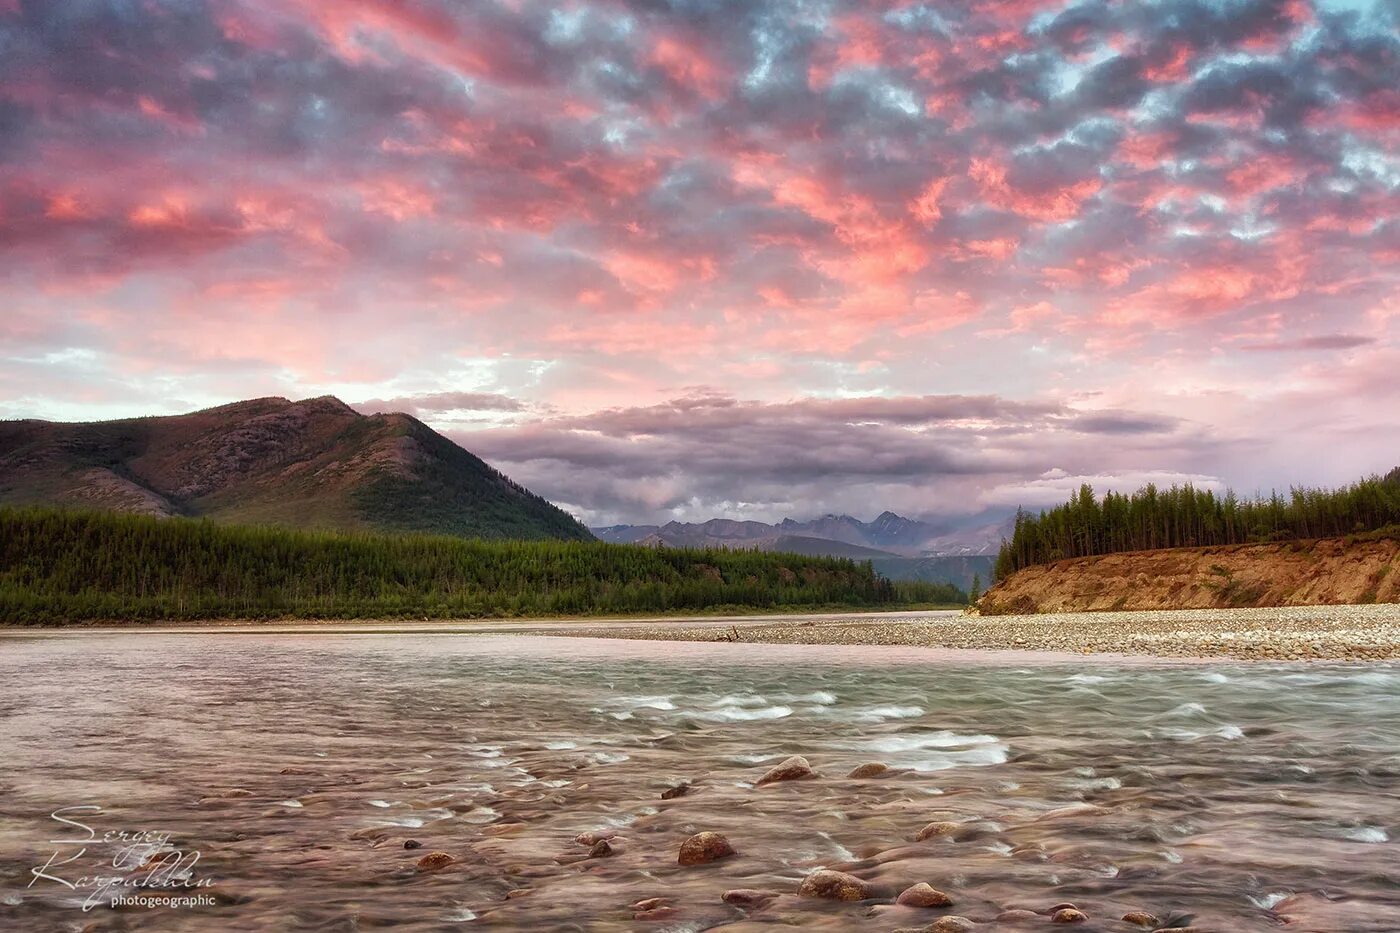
1,633,1397,932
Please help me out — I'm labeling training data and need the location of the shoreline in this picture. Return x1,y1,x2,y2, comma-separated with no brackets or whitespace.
534,604,1399,662
2,604,1397,661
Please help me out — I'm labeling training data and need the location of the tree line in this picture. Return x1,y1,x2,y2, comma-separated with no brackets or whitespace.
994,467,1400,580
0,508,965,624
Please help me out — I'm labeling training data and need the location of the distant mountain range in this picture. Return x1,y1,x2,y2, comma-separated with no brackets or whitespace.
592,513,1007,588
0,396,591,541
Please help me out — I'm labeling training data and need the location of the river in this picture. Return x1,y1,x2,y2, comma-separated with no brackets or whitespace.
1,631,1396,931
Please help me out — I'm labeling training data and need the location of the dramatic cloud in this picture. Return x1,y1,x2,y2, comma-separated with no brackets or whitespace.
2,0,1396,522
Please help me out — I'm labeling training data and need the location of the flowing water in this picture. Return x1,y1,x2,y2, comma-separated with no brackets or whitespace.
1,632,1397,932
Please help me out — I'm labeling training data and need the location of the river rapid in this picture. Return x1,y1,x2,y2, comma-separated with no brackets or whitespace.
1,632,1396,932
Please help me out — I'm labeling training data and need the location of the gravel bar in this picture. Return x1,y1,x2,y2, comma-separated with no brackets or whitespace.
538,604,1400,661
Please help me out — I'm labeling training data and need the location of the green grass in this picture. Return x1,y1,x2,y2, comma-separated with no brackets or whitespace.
0,508,965,625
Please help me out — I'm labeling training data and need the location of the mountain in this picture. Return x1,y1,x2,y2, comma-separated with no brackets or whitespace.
0,396,591,541
591,512,1006,588
593,512,1005,557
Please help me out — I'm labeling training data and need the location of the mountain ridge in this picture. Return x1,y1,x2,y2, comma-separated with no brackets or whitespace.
0,396,591,541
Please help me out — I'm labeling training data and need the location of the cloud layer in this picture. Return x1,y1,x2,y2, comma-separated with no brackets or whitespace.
1,0,1396,522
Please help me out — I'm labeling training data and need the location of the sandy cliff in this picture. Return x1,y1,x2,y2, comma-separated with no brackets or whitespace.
979,533,1400,614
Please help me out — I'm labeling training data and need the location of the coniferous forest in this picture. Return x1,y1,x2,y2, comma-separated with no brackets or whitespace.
995,467,1400,580
0,508,965,624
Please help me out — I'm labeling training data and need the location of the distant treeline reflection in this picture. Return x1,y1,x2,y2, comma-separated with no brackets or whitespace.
996,467,1400,579
0,509,965,623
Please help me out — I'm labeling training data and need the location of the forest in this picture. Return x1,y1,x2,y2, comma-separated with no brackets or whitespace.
994,467,1400,580
0,508,965,624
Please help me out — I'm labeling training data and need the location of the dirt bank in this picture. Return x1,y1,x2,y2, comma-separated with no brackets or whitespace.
980,533,1400,615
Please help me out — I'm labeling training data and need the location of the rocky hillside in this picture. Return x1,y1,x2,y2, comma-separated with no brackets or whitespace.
0,396,591,541
979,532,1400,615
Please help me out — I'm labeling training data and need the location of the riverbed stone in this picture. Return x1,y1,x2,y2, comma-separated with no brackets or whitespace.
996,909,1039,921
415,851,454,871
1051,907,1088,923
722,889,777,907
588,838,618,858
755,755,816,786
678,831,735,865
848,762,890,778
925,917,975,931
1121,911,1159,926
633,897,669,911
661,782,691,799
403,839,422,850
896,883,953,908
915,821,962,841
797,869,875,901
575,829,616,846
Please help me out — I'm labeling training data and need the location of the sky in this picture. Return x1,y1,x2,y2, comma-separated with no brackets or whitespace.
1,0,1397,527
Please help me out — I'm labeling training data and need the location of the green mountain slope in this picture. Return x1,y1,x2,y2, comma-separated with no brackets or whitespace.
0,396,591,541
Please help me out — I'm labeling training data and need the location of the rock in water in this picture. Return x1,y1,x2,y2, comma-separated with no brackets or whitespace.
677,831,735,865
997,909,1039,921
1121,911,1159,927
415,852,454,871
722,889,777,907
588,839,618,858
915,821,962,841
632,898,669,911
755,755,816,786
402,839,422,850
847,762,890,778
925,917,975,931
896,882,953,907
1051,907,1088,923
797,869,875,901
661,782,691,799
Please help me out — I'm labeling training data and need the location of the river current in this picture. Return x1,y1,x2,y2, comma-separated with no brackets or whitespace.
0,632,1396,931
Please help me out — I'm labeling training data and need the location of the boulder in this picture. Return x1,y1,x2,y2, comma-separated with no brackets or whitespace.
678,831,735,865
755,755,816,786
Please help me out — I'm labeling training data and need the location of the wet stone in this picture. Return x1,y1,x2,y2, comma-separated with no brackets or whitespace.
997,909,1040,921
1051,907,1088,923
415,852,454,872
575,830,616,846
402,839,422,850
678,831,735,865
925,917,976,931
722,889,777,907
896,883,954,908
588,839,619,858
660,782,691,800
1122,911,1159,926
848,762,890,778
915,821,962,841
755,755,816,786
797,869,876,901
